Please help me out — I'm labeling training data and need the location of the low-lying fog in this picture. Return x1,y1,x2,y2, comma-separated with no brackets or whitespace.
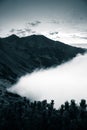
7,46,87,108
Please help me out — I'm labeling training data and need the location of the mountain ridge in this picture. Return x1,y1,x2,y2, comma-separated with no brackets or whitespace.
0,34,86,82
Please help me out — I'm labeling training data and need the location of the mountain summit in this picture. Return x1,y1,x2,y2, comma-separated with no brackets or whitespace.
0,34,86,82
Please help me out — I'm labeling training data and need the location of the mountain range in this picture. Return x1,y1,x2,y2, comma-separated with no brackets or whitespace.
0,34,86,83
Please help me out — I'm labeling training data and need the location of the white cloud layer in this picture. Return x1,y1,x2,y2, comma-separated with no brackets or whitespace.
7,52,87,108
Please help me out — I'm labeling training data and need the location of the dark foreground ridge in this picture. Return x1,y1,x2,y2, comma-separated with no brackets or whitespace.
0,34,86,82
0,91,87,130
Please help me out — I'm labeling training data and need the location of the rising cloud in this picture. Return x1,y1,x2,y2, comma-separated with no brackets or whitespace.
16,29,26,36
24,28,31,33
7,52,87,108
28,21,41,27
9,27,37,37
49,32,59,35
10,28,15,33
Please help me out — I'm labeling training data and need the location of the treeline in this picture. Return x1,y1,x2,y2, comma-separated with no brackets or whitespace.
0,92,87,130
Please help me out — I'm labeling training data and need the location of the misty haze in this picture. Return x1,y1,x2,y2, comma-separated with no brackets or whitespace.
8,47,87,108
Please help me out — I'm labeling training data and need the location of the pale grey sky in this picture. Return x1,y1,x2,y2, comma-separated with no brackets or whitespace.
0,0,87,44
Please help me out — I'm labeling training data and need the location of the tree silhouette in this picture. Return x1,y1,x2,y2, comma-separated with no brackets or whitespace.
1,92,87,130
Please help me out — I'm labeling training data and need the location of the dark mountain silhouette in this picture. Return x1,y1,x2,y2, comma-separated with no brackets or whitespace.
0,34,86,82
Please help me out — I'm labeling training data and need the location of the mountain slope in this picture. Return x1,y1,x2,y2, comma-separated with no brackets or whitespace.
0,34,86,82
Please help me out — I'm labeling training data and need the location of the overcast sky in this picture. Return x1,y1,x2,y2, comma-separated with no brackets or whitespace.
0,0,87,44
